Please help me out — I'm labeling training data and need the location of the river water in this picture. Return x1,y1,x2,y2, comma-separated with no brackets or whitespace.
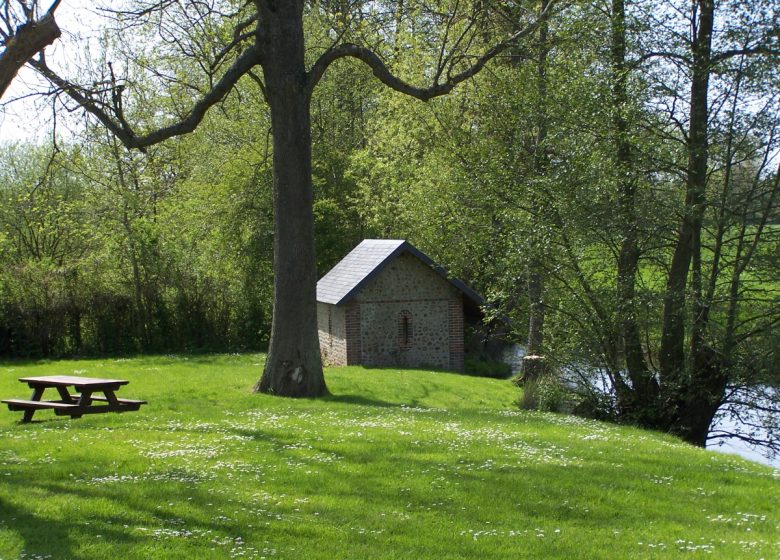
707,425,778,467
503,346,778,468
707,387,778,468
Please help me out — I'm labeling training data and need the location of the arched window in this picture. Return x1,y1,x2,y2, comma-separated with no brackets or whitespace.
398,310,413,349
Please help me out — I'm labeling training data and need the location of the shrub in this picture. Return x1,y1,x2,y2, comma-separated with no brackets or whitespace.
464,357,512,379
519,374,569,412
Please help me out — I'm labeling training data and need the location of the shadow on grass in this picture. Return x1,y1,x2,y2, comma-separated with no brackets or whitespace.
0,468,264,558
356,364,513,381
323,394,402,408
0,481,150,558
0,495,82,558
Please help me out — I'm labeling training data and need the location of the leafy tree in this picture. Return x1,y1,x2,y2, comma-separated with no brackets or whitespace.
0,143,92,355
547,0,780,449
22,0,555,396
351,0,779,452
606,0,780,447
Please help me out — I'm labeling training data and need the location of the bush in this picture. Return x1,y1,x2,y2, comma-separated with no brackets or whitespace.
464,357,512,379
519,375,569,412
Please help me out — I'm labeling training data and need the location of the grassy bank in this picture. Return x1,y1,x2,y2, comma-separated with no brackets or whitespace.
0,354,778,559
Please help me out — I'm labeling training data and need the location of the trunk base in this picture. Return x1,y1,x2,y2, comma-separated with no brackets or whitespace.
255,357,328,398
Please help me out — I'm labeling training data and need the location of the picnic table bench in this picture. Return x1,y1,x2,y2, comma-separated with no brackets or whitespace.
2,375,146,422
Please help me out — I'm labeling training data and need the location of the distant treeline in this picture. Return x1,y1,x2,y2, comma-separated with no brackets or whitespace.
0,288,267,357
0,142,276,358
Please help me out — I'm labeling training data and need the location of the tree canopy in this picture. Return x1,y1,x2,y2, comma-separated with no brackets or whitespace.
0,0,778,455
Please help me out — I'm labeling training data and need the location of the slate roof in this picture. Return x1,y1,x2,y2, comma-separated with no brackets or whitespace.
317,239,484,307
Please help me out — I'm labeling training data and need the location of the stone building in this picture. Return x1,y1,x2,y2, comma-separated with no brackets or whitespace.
316,239,483,372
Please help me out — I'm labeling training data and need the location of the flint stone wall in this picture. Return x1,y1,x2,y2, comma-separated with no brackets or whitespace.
318,252,464,371
317,302,346,366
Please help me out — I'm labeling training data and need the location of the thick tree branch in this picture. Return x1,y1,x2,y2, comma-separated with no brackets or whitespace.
30,44,261,149
0,1,61,99
211,30,255,72
306,3,555,99
711,45,780,63
630,51,692,67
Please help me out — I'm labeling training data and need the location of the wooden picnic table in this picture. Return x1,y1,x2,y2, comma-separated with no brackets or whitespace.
2,375,146,422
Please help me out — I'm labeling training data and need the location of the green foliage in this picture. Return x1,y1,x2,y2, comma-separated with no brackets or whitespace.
0,355,777,559
464,356,512,379
1,0,777,447
518,375,570,413
310,57,377,271
0,107,275,356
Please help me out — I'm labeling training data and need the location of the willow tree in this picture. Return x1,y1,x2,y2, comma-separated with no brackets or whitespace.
561,0,780,448
26,0,553,396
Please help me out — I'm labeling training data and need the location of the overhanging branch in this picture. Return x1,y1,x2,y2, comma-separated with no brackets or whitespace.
306,2,556,100
30,44,261,149
0,1,61,99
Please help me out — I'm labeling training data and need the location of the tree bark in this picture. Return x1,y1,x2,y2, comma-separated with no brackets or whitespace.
0,11,60,99
659,0,713,378
610,0,658,417
658,0,719,445
254,0,327,397
524,0,550,382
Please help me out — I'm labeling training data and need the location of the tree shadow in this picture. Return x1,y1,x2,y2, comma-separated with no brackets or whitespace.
0,494,81,558
323,394,402,408
0,466,267,558
0,481,150,558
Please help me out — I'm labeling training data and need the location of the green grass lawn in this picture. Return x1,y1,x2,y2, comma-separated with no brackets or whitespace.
0,354,777,559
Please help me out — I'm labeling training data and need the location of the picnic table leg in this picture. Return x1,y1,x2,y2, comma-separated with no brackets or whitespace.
103,390,120,406
55,386,72,403
22,386,45,423
73,390,94,419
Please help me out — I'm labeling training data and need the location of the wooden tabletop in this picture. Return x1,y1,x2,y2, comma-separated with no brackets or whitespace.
18,376,129,388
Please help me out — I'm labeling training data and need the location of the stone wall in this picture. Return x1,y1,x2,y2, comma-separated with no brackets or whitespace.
317,302,347,366
354,252,464,371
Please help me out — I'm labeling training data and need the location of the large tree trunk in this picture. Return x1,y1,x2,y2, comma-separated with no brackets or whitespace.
522,0,550,384
658,0,719,446
254,1,328,397
610,0,657,418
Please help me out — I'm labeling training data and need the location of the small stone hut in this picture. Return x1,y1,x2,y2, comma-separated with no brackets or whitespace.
316,239,483,372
